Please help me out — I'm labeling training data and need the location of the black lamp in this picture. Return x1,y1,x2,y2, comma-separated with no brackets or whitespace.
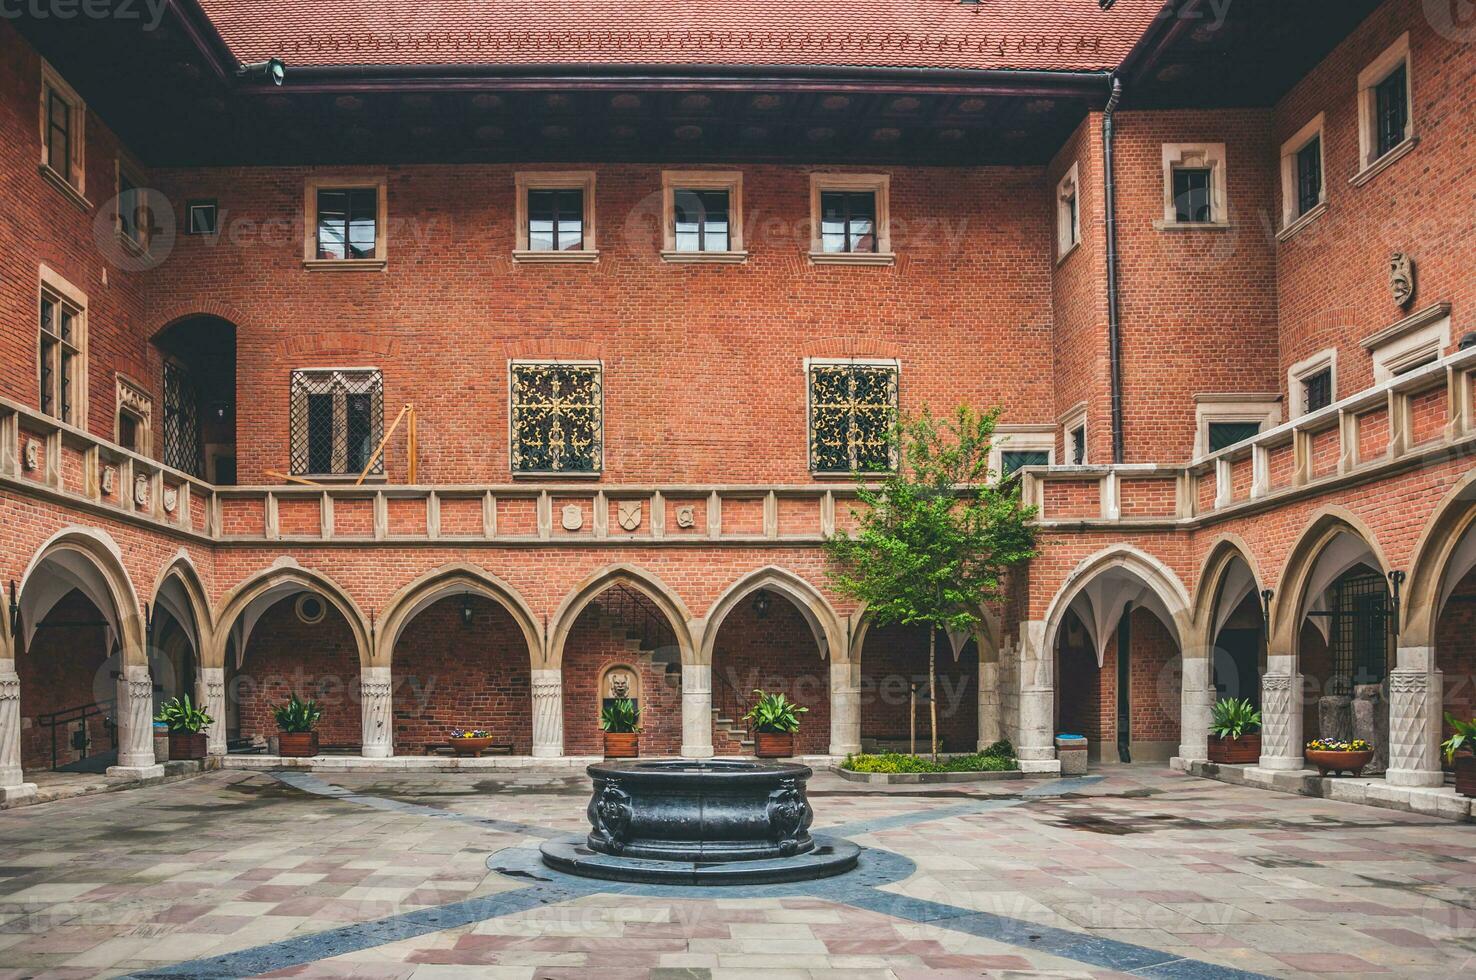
460,595,474,628
752,590,772,619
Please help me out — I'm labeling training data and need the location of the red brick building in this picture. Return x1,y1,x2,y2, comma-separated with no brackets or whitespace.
1,0,1473,805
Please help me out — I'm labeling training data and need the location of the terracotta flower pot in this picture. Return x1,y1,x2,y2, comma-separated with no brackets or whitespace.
604,732,639,758
1305,748,1373,777
450,736,496,758
1455,753,1476,798
754,731,796,758
278,731,320,758
1208,734,1260,765
168,731,208,761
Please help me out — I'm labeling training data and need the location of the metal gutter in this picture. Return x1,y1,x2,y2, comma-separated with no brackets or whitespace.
1102,76,1125,465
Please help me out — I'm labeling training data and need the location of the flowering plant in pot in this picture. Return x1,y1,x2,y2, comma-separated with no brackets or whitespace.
272,693,323,757
154,695,212,761
1207,698,1261,764
600,698,641,758
449,729,495,758
1442,714,1476,798
1304,737,1373,777
743,690,808,758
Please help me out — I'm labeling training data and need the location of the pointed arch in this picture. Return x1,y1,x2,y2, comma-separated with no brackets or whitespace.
699,567,843,667
150,552,214,664
1402,470,1476,646
376,563,542,668
1269,507,1389,654
1041,545,1192,660
546,564,694,669
212,563,372,669
19,528,145,666
847,601,1001,665
1191,534,1265,652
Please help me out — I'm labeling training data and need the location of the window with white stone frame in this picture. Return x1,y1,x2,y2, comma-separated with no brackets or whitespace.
808,174,893,265
1288,349,1338,418
1056,162,1081,260
1194,394,1281,459
1278,113,1326,237
806,360,898,474
1060,403,1088,465
1354,32,1415,184
1158,143,1228,229
38,266,87,427
1364,305,1450,384
991,427,1055,481
513,172,598,263
289,368,384,477
39,59,86,204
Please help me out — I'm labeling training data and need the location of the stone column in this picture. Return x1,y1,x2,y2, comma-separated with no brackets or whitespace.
0,662,37,804
108,663,163,778
1258,654,1304,770
531,668,565,758
359,666,393,759
680,663,714,759
828,660,861,756
197,667,227,757
976,658,1001,750
1386,645,1445,787
1016,621,1058,769
1177,648,1214,765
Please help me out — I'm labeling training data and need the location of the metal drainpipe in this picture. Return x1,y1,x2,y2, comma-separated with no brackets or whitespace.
1102,75,1125,465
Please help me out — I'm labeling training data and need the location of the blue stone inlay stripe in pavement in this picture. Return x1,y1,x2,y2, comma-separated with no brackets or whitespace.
267,769,561,838
823,797,1024,838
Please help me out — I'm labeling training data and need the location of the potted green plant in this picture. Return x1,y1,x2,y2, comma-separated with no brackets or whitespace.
1207,697,1261,764
1304,737,1374,777
449,728,496,758
1442,713,1476,798
272,692,323,757
600,698,641,758
744,690,808,758
154,695,212,761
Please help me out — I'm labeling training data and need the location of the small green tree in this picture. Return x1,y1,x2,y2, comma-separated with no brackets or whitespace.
826,405,1038,760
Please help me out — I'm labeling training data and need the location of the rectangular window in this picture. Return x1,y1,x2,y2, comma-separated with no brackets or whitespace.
1172,167,1212,223
316,188,378,260
1295,137,1322,218
186,200,217,236
528,188,584,252
510,363,603,474
808,362,898,474
1001,450,1050,478
672,189,730,252
1070,425,1087,465
820,191,878,253
162,361,202,475
290,369,384,476
39,291,82,425
1303,369,1333,413
1375,63,1408,159
46,87,71,182
1208,421,1262,453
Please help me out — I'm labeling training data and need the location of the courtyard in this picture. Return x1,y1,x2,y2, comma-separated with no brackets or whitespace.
0,766,1471,978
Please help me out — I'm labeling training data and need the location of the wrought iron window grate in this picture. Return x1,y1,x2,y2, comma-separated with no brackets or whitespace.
511,363,602,474
1330,570,1389,690
809,363,897,474
289,369,384,476
162,361,203,476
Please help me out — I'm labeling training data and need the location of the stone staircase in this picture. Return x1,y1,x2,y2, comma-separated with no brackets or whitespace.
711,707,753,754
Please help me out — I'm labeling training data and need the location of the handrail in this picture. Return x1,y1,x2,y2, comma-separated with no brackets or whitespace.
35,698,117,771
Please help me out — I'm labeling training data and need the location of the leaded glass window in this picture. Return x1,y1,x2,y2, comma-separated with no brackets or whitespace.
1375,63,1408,159
1001,450,1050,479
289,369,384,476
1303,368,1333,414
39,291,82,425
163,361,203,476
1208,421,1261,453
808,363,897,474
511,363,603,474
1295,136,1322,217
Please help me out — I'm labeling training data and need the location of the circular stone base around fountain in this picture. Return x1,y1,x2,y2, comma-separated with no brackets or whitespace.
539,759,862,885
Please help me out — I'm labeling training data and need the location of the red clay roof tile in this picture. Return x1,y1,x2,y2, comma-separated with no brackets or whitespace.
196,0,1164,73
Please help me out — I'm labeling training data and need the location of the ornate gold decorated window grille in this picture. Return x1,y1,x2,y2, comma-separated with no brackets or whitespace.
808,362,897,474
511,362,602,474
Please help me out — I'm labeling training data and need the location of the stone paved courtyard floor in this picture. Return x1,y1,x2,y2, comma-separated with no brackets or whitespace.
0,764,1472,978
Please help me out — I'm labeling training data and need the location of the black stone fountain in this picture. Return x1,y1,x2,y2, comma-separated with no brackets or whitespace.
539,759,861,885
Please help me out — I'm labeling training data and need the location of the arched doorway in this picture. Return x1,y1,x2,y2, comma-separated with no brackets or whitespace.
1047,551,1189,764
1200,550,1265,709
709,590,830,755
218,574,368,753
859,624,978,755
16,536,144,773
154,314,236,483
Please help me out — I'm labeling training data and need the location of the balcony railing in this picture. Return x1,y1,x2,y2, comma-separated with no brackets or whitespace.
3,344,1473,544
1021,346,1476,526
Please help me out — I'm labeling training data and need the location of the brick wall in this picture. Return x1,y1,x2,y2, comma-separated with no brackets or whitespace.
710,598,830,755
390,595,533,754
232,597,362,748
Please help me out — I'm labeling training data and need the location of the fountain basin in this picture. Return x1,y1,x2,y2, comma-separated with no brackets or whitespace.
538,759,860,884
